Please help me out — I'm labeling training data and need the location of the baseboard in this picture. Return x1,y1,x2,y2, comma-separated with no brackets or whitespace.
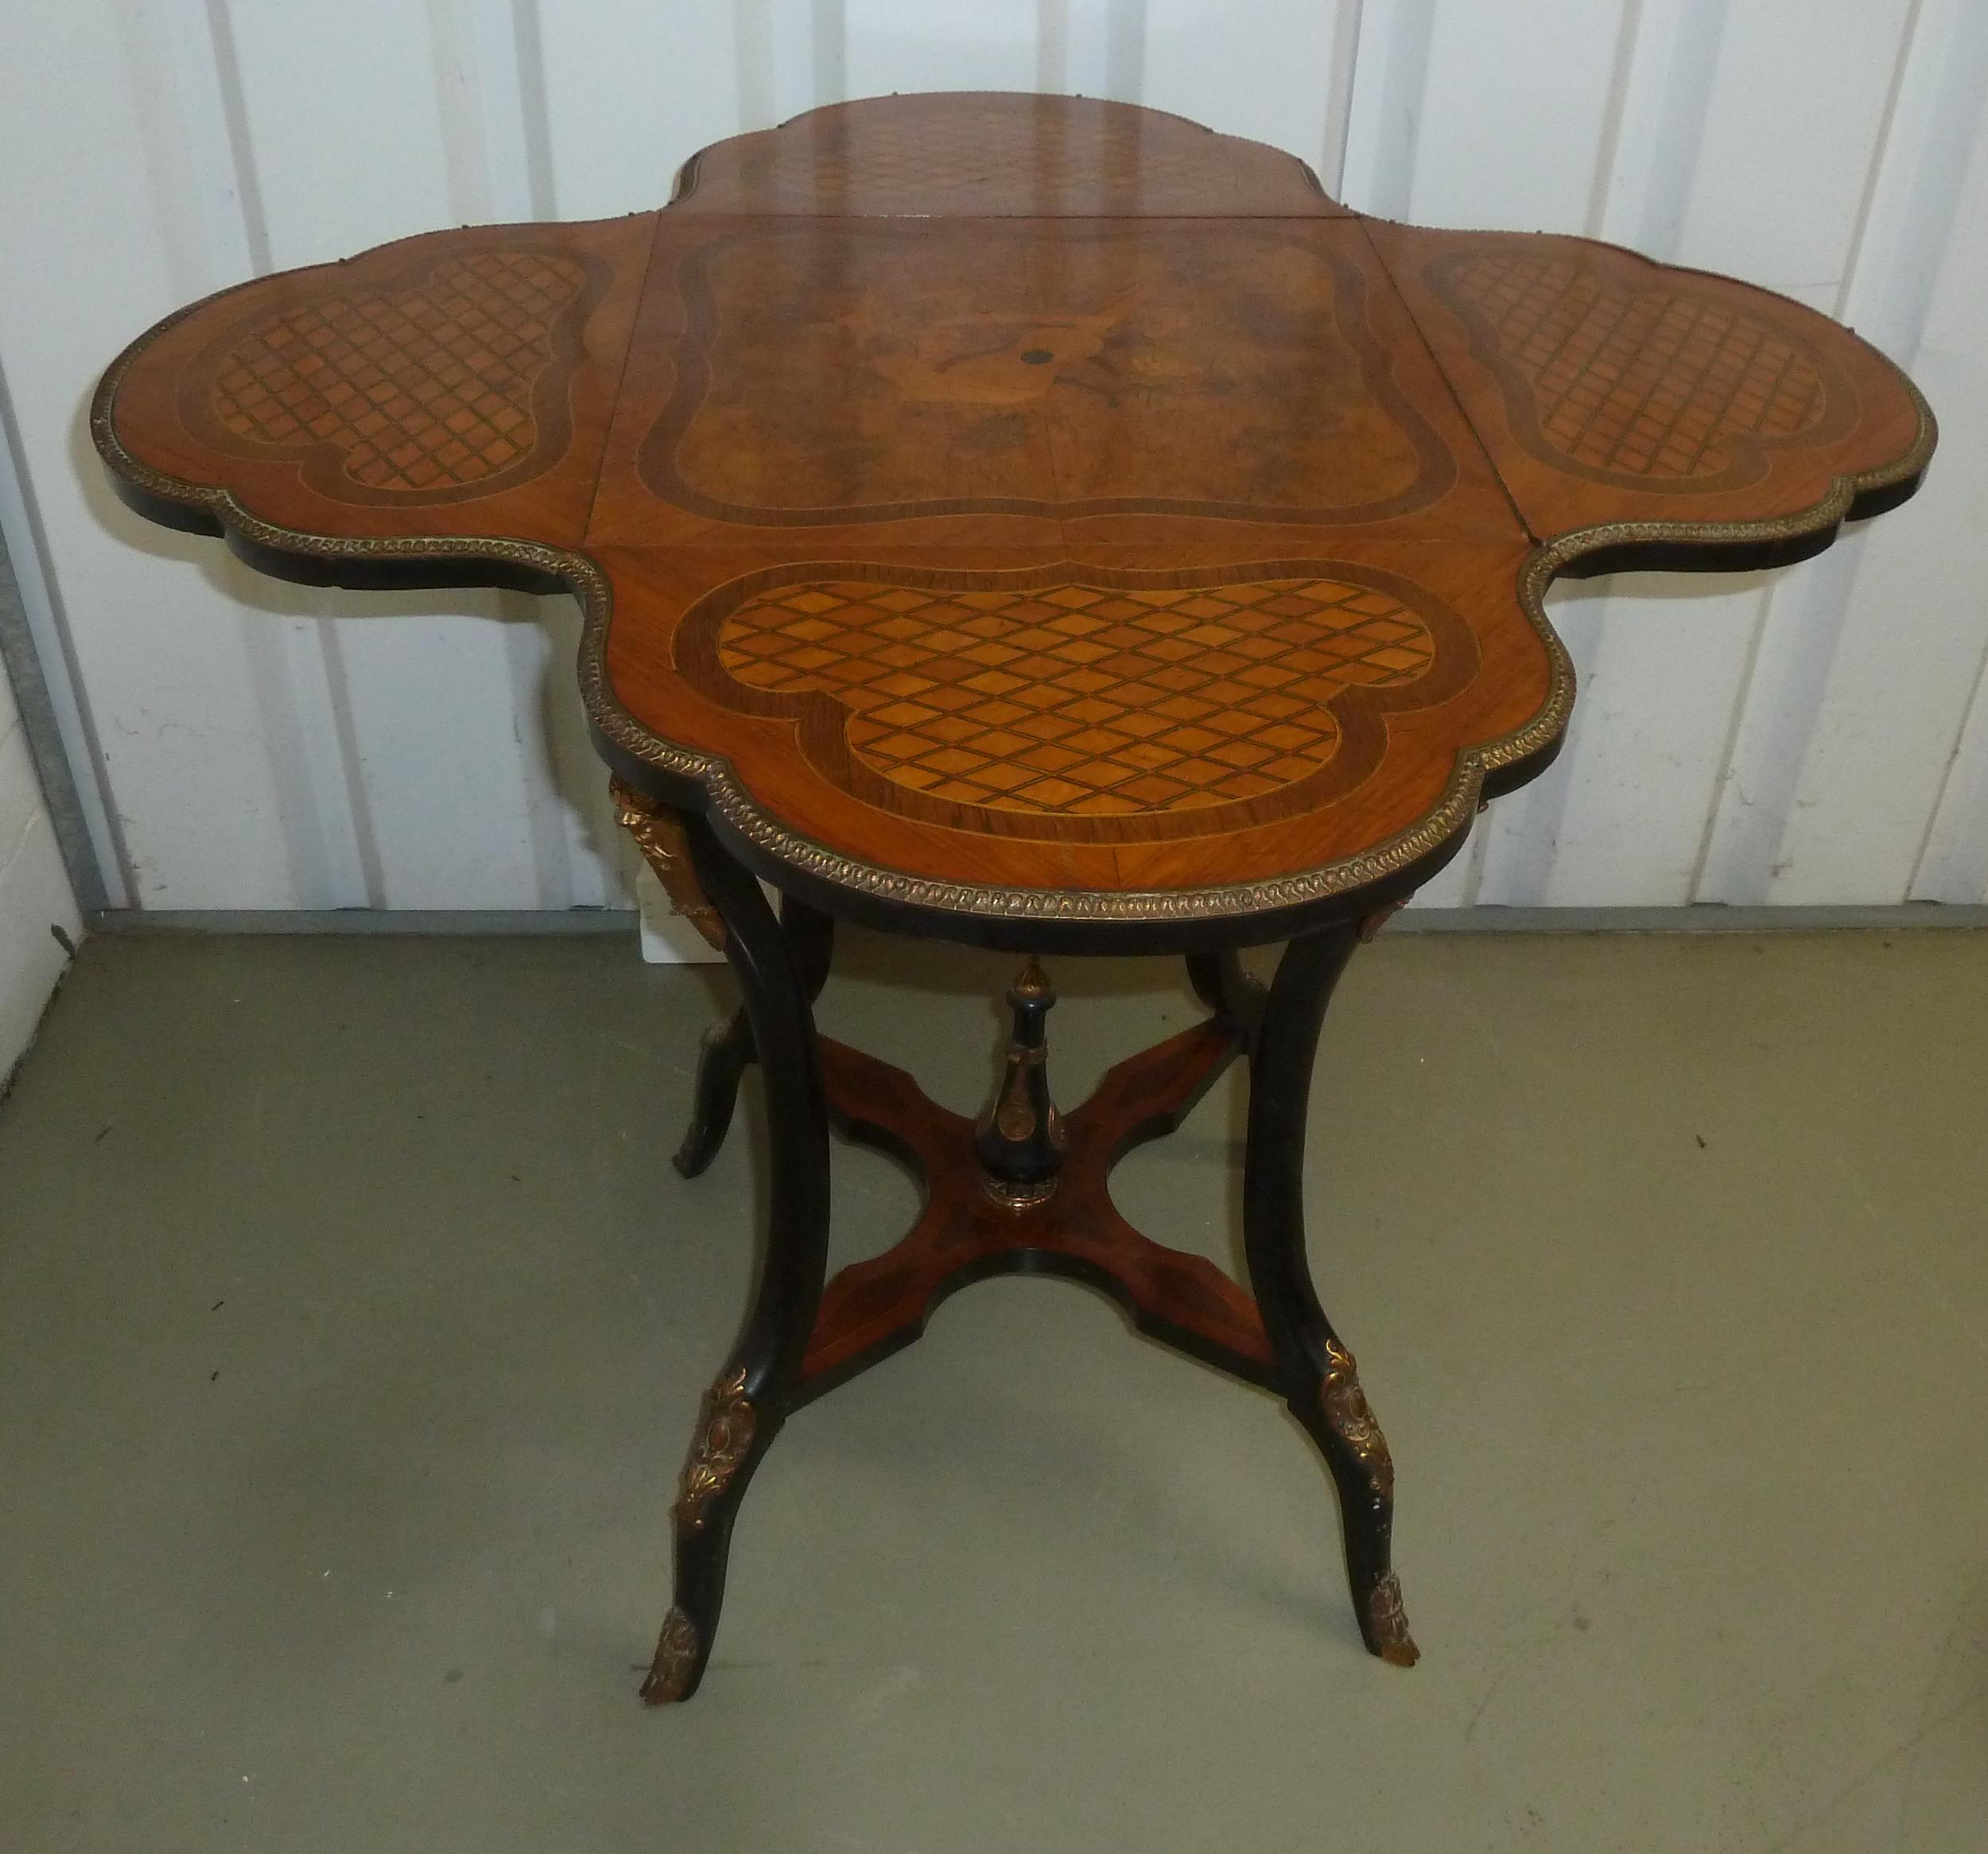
88,908,640,936
1392,903,1988,933
83,902,1988,938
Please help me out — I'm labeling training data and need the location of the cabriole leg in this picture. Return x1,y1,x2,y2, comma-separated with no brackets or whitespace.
612,777,833,1179
640,819,833,1704
674,1010,755,1177
1242,923,1419,1667
671,894,833,1176
671,898,833,1176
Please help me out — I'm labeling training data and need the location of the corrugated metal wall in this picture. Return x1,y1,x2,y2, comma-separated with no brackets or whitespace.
1,0,1982,920
0,646,80,1073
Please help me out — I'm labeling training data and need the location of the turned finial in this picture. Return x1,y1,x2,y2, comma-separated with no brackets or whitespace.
973,957,1066,1207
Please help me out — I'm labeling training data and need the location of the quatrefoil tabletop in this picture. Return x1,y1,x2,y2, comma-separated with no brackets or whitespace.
95,91,1933,942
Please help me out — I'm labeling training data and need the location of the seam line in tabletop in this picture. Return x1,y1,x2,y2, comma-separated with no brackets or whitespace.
578,215,669,542
1353,218,1540,549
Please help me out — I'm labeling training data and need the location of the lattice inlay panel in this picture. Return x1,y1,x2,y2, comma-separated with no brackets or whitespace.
736,102,1224,211
717,580,1436,816
209,251,588,491
1439,251,1828,480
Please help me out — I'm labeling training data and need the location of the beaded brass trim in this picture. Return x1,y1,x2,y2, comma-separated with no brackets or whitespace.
639,1607,701,1705
674,1366,755,1531
92,268,1934,933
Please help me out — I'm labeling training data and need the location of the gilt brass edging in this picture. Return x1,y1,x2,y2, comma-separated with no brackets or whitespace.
1524,375,1936,587
93,279,1933,934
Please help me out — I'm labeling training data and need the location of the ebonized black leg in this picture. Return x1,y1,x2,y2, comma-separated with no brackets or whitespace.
1241,923,1419,1667
1186,948,1267,1048
674,1010,754,1177
672,895,834,1178
643,828,833,1704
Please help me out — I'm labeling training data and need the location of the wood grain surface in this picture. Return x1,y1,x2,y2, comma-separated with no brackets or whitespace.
92,92,1933,939
799,1024,1276,1393
666,90,1346,219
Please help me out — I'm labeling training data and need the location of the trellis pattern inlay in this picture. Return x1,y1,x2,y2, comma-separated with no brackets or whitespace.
204,250,592,495
715,578,1435,816
672,91,1337,217
740,106,1229,212
1427,248,1839,490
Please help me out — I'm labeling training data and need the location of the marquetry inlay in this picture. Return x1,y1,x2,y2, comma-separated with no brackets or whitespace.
94,91,1931,922
1429,249,1834,487
639,223,1446,526
208,250,591,493
737,100,1227,212
716,578,1436,816
674,91,1334,219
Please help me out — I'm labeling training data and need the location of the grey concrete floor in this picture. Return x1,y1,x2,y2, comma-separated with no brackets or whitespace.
0,928,1984,1852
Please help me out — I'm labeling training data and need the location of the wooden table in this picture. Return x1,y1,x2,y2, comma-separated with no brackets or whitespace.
93,92,1933,1704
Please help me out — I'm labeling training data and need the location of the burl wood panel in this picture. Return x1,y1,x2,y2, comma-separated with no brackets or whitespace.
585,212,1521,546
92,93,1932,929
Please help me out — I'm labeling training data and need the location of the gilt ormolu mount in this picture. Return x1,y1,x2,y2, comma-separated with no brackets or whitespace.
94,92,1932,1701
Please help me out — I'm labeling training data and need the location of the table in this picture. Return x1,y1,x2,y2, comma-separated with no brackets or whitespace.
92,92,1933,1704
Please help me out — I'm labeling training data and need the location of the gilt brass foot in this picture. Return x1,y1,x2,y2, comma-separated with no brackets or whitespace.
639,1607,701,1705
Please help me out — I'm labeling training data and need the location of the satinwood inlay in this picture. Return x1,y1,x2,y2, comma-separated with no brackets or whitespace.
1424,247,1849,491
713,577,1436,816
196,249,600,501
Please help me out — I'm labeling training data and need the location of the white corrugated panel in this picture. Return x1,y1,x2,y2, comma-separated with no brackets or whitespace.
0,653,80,1072
0,0,1979,929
